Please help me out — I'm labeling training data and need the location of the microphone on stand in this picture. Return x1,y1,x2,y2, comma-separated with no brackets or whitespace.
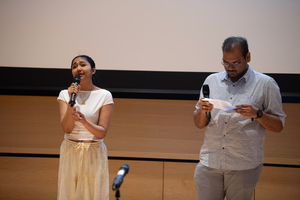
70,75,81,107
112,164,129,191
202,84,211,122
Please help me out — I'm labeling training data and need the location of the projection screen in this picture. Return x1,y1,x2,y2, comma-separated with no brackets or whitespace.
0,0,299,73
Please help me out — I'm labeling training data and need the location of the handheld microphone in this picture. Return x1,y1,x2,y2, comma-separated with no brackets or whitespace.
202,84,209,98
70,75,81,107
112,164,129,191
202,84,211,121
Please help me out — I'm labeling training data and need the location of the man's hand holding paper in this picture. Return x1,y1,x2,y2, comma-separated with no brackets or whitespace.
202,98,241,111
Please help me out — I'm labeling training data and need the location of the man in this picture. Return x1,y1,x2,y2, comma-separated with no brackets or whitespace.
193,36,286,200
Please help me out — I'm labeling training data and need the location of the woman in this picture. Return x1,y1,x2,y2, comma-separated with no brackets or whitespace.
57,55,114,200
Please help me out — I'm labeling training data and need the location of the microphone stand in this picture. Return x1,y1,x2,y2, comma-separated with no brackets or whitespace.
113,164,129,199
115,189,120,200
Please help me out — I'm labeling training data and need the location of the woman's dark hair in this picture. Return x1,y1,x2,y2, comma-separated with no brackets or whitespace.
222,36,249,59
71,55,100,87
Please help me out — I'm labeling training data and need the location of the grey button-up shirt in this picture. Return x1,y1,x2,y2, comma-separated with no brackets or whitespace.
196,66,286,170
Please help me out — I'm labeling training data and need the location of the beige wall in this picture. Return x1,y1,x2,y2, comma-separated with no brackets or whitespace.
0,95,299,199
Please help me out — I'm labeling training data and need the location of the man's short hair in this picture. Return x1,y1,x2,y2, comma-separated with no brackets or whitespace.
222,36,249,58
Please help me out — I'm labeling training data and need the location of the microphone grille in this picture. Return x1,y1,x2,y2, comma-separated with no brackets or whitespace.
120,164,129,173
73,74,81,84
202,84,209,97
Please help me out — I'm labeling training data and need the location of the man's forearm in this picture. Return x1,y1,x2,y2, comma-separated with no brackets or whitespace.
256,112,283,132
193,109,209,129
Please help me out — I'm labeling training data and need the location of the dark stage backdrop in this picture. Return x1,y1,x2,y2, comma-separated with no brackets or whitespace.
1,67,299,103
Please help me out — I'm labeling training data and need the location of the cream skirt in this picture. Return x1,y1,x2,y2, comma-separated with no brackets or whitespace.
57,139,109,200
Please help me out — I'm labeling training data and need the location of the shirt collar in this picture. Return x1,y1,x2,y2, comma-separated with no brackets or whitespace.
222,65,252,83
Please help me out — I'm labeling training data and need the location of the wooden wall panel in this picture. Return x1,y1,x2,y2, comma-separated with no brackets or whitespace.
255,166,300,200
0,95,62,154
109,160,163,200
0,95,299,165
0,157,164,200
0,95,205,159
163,162,197,200
0,157,59,200
106,98,203,160
264,103,300,165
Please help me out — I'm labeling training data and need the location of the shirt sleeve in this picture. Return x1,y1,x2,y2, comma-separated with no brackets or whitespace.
57,90,69,103
103,90,114,106
264,78,286,125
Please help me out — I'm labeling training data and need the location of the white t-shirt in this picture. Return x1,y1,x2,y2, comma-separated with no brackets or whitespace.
57,89,114,141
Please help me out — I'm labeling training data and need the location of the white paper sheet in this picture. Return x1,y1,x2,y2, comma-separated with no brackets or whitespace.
203,98,240,111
